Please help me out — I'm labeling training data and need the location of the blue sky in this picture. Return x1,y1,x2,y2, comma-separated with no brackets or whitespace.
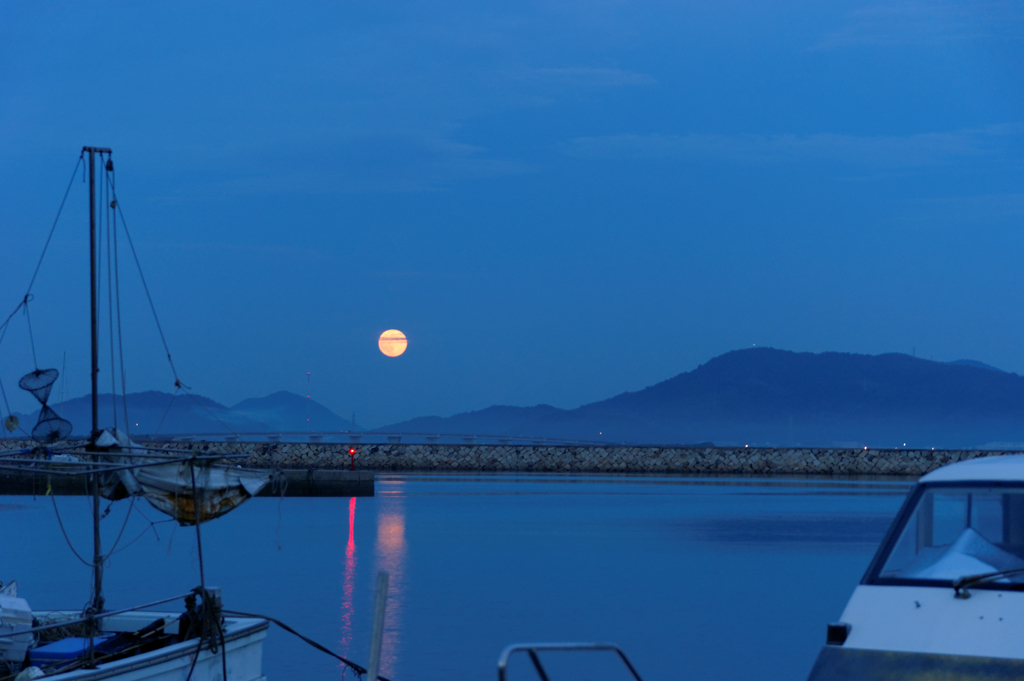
1,0,1022,426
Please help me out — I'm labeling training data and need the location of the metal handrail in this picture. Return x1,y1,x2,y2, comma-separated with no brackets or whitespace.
497,642,645,681
139,432,614,446
0,452,248,477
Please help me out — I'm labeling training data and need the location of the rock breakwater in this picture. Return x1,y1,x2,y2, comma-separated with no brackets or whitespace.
2,439,1017,476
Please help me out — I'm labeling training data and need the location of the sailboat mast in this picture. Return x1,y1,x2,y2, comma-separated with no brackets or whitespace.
88,148,99,437
84,145,110,616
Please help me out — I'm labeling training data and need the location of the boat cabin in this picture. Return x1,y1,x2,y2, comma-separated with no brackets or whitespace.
808,454,1024,678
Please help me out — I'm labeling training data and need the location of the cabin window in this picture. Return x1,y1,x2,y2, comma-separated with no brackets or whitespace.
877,485,1024,585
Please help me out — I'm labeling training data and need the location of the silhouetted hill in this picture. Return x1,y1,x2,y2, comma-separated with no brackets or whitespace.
948,359,1005,373
375,404,564,436
381,348,1024,448
7,390,354,438
232,391,355,432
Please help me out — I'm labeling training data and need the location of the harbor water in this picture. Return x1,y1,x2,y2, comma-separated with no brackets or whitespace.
0,473,910,680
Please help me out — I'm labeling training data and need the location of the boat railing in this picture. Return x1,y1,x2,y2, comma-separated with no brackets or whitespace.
497,642,645,681
0,592,196,641
0,448,248,477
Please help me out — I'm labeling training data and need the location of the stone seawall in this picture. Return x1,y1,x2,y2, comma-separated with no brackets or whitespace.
3,439,1018,476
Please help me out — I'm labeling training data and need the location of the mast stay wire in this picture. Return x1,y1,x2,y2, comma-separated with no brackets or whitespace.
50,493,93,567
104,169,183,389
0,155,84,343
110,164,131,436
105,159,118,430
23,302,38,370
0,155,82,436
104,170,238,437
0,156,82,436
0,155,86,437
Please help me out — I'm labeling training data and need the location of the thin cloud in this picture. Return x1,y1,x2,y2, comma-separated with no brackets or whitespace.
156,136,536,196
525,67,656,88
811,0,1022,51
562,125,1023,168
912,193,1024,224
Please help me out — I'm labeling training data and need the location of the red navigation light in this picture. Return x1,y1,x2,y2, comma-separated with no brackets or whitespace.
349,447,356,454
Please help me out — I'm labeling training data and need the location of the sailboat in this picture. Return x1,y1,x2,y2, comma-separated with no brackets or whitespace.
0,147,308,680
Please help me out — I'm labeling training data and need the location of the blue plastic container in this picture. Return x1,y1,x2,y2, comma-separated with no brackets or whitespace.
29,636,113,667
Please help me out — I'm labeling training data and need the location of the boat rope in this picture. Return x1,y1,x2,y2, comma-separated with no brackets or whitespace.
0,155,83,342
179,586,228,681
0,368,30,438
189,462,208,590
221,609,392,681
50,493,93,567
0,155,81,439
107,180,184,389
23,300,38,370
107,171,238,437
0,377,12,435
110,167,131,436
153,391,177,435
183,390,239,436
52,485,150,570
104,495,136,559
105,508,174,559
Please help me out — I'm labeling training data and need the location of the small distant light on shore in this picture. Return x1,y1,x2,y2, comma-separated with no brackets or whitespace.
864,446,867,450
745,444,748,448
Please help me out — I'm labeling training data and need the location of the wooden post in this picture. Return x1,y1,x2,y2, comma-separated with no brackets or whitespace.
366,571,389,681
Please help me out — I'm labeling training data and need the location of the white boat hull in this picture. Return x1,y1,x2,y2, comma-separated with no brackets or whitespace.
31,611,268,681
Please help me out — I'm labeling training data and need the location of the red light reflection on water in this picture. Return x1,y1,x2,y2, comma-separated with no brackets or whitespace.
339,496,357,652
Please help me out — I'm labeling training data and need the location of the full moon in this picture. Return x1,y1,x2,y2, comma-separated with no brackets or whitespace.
378,329,408,357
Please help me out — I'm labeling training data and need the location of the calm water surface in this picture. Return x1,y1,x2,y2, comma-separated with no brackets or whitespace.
0,474,911,681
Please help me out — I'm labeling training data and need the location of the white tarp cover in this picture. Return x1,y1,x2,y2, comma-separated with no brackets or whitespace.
95,429,270,525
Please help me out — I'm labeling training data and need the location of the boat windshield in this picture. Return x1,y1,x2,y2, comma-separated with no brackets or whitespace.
875,485,1024,588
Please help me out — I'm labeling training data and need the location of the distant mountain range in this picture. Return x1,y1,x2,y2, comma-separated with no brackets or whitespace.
379,348,1024,448
9,390,356,437
8,348,1024,448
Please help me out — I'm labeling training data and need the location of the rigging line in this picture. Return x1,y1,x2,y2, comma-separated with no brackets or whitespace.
189,462,207,590
0,155,84,353
0,376,11,432
221,610,390,680
107,183,182,385
183,390,238,436
23,155,84,303
110,168,130,435
0,317,17,436
59,351,66,417
0,300,25,347
127,502,171,541
106,518,173,558
51,493,93,567
103,495,135,560
106,514,174,558
23,300,38,369
153,391,177,436
105,162,117,430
